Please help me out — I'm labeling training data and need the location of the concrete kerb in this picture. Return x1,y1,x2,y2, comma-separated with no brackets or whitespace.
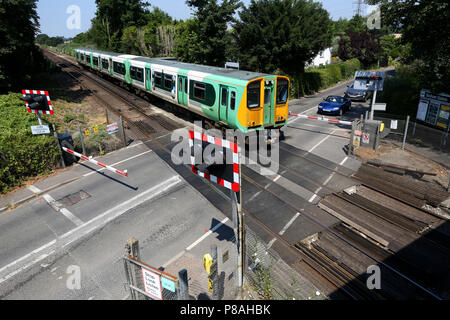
0,177,81,213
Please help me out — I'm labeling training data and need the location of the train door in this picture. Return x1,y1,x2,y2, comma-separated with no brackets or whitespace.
263,81,275,125
178,75,188,107
219,85,229,123
109,58,113,75
146,68,152,91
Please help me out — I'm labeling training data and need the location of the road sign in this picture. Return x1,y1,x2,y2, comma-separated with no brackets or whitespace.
31,125,50,135
362,132,371,144
374,103,387,111
141,267,162,300
21,90,54,115
353,136,361,148
189,130,240,192
107,123,119,134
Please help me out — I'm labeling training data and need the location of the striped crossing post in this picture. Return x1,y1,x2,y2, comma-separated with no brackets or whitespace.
62,147,128,177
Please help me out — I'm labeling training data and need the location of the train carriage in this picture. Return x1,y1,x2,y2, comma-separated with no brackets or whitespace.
75,48,290,133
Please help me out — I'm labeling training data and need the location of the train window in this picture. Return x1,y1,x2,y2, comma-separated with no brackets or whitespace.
154,72,162,87
102,59,109,69
164,74,173,90
221,88,228,107
276,78,289,105
130,67,144,82
93,57,99,66
113,62,125,75
264,89,271,105
193,82,206,100
247,81,261,109
190,81,215,106
230,92,236,110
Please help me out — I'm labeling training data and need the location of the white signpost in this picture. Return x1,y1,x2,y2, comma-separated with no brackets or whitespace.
142,267,163,300
31,125,51,135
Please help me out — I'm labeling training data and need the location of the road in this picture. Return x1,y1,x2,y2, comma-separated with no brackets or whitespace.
0,76,370,300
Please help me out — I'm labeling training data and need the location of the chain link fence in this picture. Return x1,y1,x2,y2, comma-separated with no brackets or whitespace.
244,226,325,300
374,113,449,153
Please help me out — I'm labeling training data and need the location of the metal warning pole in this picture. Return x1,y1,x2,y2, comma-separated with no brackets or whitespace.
237,145,244,291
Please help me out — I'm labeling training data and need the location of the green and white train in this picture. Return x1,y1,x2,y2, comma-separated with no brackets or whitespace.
75,48,290,133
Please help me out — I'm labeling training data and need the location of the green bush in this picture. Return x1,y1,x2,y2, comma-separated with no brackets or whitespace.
290,58,361,97
0,94,60,194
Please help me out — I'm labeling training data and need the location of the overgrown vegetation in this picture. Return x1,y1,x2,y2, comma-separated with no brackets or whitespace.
0,94,60,194
291,58,361,97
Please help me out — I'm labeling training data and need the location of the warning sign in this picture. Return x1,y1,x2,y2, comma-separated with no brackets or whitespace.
142,268,162,300
362,133,370,144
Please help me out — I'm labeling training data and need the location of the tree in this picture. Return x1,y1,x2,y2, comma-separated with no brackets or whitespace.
338,30,381,67
46,36,65,47
121,6,177,57
233,0,333,74
36,34,50,45
367,0,449,92
184,0,242,67
0,0,42,91
90,0,150,50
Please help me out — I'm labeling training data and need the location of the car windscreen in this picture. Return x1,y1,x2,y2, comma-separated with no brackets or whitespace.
325,97,343,103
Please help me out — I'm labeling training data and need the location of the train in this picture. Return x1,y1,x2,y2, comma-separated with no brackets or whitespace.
74,48,290,134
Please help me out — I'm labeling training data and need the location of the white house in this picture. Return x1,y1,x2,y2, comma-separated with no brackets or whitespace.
308,47,332,67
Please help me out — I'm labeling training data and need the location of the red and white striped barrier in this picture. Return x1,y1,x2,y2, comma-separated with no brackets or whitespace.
62,147,128,177
288,112,353,126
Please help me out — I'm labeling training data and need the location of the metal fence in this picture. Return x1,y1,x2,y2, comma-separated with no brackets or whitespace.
123,255,183,300
244,225,325,300
375,113,449,153
58,107,126,158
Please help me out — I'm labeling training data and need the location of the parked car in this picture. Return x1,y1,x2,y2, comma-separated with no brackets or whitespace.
318,96,352,116
344,81,372,101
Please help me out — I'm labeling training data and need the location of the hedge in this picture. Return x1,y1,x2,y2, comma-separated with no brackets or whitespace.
290,58,361,98
0,94,60,194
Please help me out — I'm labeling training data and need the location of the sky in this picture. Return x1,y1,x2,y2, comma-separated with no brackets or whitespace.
36,0,377,38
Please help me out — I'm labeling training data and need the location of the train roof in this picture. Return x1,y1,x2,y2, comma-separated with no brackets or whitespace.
76,48,270,82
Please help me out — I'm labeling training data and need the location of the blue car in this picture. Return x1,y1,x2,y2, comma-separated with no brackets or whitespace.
318,96,352,116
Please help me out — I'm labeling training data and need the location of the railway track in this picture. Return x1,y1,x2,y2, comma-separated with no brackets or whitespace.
43,48,448,300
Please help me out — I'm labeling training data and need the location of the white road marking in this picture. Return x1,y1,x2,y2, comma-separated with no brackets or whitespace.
60,208,84,227
186,217,229,251
280,212,301,236
0,176,182,285
27,185,41,194
308,130,336,153
42,194,84,226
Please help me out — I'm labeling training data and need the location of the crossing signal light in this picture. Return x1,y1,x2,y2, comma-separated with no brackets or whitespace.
21,90,54,115
21,94,50,111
